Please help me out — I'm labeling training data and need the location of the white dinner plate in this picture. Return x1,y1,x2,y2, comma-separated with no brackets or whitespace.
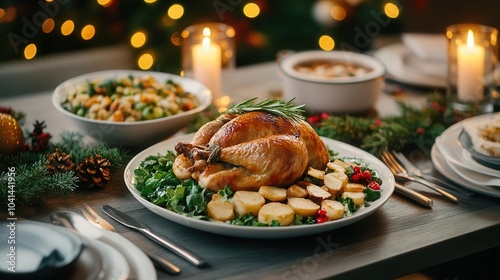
431,144,500,198
124,133,395,239
373,43,447,88
89,238,129,280
97,229,156,280
435,116,500,178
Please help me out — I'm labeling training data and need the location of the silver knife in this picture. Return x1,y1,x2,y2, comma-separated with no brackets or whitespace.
394,183,433,208
394,174,459,204
101,205,207,268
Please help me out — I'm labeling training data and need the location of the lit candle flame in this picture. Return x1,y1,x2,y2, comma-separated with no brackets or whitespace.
203,27,211,37
467,29,475,48
202,27,211,47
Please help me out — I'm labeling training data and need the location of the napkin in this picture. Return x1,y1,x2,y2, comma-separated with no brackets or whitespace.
402,33,447,61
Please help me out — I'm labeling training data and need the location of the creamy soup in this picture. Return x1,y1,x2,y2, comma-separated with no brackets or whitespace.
293,60,372,78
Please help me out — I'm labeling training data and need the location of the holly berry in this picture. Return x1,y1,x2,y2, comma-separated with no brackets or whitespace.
351,173,362,183
353,165,361,174
368,181,381,190
316,209,329,224
361,170,372,182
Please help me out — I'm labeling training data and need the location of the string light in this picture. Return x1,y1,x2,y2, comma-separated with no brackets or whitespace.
0,8,5,23
61,20,75,36
97,0,112,7
319,35,335,51
42,18,55,33
243,3,260,18
24,44,37,60
384,2,400,19
144,0,157,3
331,5,346,21
81,24,95,40
167,4,184,19
131,31,147,48
138,53,154,70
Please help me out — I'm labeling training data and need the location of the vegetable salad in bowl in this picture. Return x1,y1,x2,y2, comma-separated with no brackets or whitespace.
61,75,200,122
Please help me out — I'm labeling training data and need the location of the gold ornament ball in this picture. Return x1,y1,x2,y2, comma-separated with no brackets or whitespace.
0,113,24,155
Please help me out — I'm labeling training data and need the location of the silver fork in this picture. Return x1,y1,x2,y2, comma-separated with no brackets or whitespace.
80,203,181,275
381,151,459,204
392,150,475,197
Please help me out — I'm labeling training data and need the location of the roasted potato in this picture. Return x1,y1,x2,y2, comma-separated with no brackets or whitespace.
306,184,331,202
259,186,287,202
287,197,320,217
232,191,266,216
206,194,235,222
286,184,309,199
344,183,364,192
258,202,295,226
326,161,346,173
342,191,365,206
323,173,344,196
307,167,325,180
321,200,344,220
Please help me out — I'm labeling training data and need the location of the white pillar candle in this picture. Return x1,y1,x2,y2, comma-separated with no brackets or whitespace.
192,28,221,98
457,29,485,101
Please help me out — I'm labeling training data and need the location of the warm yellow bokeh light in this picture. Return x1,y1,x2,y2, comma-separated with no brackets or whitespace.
61,20,75,36
243,3,260,18
319,35,335,51
138,53,154,70
226,26,236,38
24,44,37,60
131,31,146,48
81,25,95,40
384,2,399,19
42,18,55,33
0,9,6,23
331,5,346,21
4,7,16,22
97,0,112,7
168,4,184,19
144,0,157,3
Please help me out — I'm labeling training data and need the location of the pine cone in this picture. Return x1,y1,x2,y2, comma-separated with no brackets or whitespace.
76,154,111,189
46,148,75,174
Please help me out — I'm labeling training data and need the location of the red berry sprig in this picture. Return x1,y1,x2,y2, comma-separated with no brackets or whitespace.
316,209,329,224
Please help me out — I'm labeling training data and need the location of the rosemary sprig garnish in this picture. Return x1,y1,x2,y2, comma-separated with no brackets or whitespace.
226,98,305,122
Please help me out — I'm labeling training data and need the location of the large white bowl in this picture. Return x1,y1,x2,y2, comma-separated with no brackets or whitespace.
52,70,211,148
280,50,385,113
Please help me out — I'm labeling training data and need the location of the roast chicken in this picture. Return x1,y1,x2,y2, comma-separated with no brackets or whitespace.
173,111,329,192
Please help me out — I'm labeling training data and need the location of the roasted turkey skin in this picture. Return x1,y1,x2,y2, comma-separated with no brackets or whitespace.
173,111,329,192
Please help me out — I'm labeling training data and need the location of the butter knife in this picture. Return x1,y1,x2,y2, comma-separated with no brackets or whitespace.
394,183,433,208
101,205,207,268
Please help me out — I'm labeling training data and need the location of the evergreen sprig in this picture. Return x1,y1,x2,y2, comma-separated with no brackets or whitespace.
0,131,127,208
227,98,305,122
314,93,452,155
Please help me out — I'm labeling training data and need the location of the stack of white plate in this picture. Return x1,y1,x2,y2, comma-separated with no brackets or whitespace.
373,33,447,88
0,221,156,280
431,114,500,198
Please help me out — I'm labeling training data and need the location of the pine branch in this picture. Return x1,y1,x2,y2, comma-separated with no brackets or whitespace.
227,98,305,122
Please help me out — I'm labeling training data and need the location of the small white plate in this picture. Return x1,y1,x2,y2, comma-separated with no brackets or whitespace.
0,221,83,277
435,118,500,178
373,43,447,88
124,133,395,239
432,144,500,198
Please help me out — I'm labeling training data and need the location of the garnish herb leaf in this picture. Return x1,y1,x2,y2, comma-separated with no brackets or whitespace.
226,98,305,123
